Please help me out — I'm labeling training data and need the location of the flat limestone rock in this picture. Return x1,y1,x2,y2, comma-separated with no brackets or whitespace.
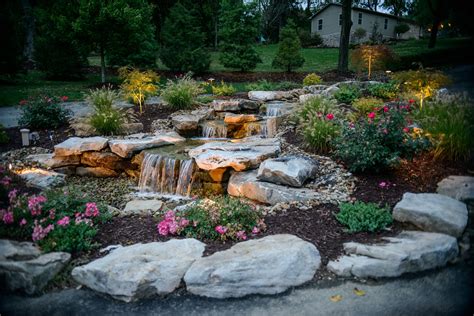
228,170,320,205
109,132,185,158
122,199,164,216
76,166,119,177
437,176,474,202
54,137,109,156
184,234,321,298
327,231,458,278
189,137,280,171
27,153,81,168
212,99,260,111
393,193,468,237
18,168,66,189
0,240,70,294
257,156,318,187
71,239,205,302
81,151,129,170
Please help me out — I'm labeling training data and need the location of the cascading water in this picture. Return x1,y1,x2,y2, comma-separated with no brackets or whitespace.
261,117,278,138
266,103,282,117
202,121,227,138
138,152,195,196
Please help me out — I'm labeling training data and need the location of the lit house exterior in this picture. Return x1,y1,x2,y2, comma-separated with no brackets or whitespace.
310,3,421,47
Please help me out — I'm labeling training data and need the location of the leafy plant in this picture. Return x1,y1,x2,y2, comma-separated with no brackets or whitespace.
351,45,396,79
157,197,265,241
334,85,362,104
86,87,124,135
351,97,384,121
211,81,236,96
161,73,204,110
392,69,451,109
119,67,159,114
351,27,367,44
0,124,9,144
367,81,399,100
196,95,214,104
272,20,305,72
303,73,323,86
18,95,70,129
336,201,392,233
299,30,323,48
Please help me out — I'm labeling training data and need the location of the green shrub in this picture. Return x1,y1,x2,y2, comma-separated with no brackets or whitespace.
18,95,70,129
334,105,430,172
336,201,392,233
212,81,236,96
299,30,323,48
351,97,384,120
367,82,399,100
161,74,204,109
157,197,265,241
334,85,361,104
297,96,340,153
196,95,214,104
86,87,124,135
303,73,323,86
272,20,305,72
0,124,9,144
275,81,302,90
414,98,474,161
0,187,110,253
394,23,410,35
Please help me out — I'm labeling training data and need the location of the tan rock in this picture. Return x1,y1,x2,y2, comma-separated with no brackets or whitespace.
54,137,109,156
224,113,261,124
208,168,229,182
81,152,129,170
27,154,81,168
76,166,119,177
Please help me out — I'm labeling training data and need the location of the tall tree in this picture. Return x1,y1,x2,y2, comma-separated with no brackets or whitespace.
159,1,210,73
219,0,261,71
381,0,411,16
74,0,157,83
0,0,25,76
338,0,353,72
272,19,305,72
414,0,450,48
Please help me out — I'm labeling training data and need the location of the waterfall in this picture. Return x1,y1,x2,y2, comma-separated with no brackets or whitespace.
266,103,282,117
138,153,195,196
264,117,278,138
202,122,227,138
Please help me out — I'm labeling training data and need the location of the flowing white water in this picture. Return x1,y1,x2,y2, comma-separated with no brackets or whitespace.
138,153,195,196
202,121,227,138
266,103,282,117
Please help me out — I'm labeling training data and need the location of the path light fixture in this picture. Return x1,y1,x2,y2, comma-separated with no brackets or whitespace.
20,128,30,147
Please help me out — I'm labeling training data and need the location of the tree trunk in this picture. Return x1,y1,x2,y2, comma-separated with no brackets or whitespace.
20,0,35,67
100,45,106,83
428,16,441,48
338,0,353,72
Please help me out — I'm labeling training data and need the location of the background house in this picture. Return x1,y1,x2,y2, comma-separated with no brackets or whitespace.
310,3,421,47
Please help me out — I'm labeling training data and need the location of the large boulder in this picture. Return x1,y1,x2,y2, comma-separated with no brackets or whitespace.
437,176,474,203
393,193,468,237
121,199,164,216
257,156,318,187
184,234,320,298
54,137,109,156
228,170,320,205
0,240,71,294
224,113,261,124
327,231,458,278
27,153,81,168
248,91,282,102
171,114,200,134
71,239,205,302
212,99,260,111
81,151,129,170
17,168,66,189
108,132,185,158
189,137,280,171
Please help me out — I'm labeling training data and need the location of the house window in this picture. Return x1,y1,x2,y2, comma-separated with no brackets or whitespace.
384,18,388,29
358,13,362,25
339,14,342,26
318,19,323,30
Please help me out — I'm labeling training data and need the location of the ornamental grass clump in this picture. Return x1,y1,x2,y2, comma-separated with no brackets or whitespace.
157,196,265,241
86,87,124,135
336,201,392,233
161,73,204,110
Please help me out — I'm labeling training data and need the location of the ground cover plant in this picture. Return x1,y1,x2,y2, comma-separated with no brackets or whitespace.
336,201,392,233
334,85,361,104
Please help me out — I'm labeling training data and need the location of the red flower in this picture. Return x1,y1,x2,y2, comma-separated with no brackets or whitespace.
408,99,415,104
19,99,27,106
60,96,69,102
326,113,334,120
403,127,410,133
368,112,376,119
383,106,389,112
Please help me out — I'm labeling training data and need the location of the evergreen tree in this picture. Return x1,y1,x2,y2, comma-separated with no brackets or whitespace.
0,0,25,76
219,0,261,72
272,20,304,72
74,0,157,82
159,1,210,73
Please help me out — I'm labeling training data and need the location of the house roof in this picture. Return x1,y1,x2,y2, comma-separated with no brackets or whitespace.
309,3,416,24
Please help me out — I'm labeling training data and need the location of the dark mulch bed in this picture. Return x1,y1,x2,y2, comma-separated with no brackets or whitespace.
0,125,73,153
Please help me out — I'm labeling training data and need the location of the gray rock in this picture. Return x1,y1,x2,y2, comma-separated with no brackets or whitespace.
212,99,260,111
122,199,164,216
257,156,318,187
54,137,109,156
122,122,144,135
248,91,282,101
0,240,70,294
321,85,340,97
184,234,320,298
189,137,280,171
109,132,185,158
18,168,66,189
303,84,328,94
327,231,458,278
71,239,205,302
27,153,81,168
393,193,468,237
171,114,200,134
228,170,320,205
437,176,474,202
299,94,317,103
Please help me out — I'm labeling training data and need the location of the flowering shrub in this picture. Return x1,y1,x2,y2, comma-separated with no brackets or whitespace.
303,73,323,86
18,95,70,129
334,103,430,172
157,197,265,241
350,97,384,121
336,201,392,233
0,180,110,253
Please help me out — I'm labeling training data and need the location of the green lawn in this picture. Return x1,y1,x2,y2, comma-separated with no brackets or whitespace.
1,37,470,106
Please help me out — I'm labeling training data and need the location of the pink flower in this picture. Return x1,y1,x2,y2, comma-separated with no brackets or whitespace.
8,189,17,203
403,127,410,133
379,181,391,189
0,176,12,186
57,216,70,226
19,99,28,106
368,112,376,119
28,195,47,216
383,128,388,134
236,230,247,240
49,209,56,219
20,218,27,226
60,96,69,102
157,220,170,236
326,113,334,120
252,227,260,234
3,211,14,224
32,221,54,242
85,202,99,217
215,225,228,235
408,99,415,104
383,106,389,112
179,218,190,227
